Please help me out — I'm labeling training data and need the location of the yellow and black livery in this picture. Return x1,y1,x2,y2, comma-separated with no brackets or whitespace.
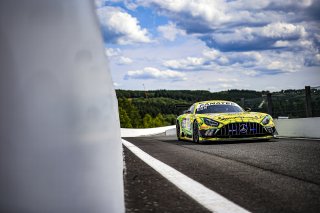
176,100,277,143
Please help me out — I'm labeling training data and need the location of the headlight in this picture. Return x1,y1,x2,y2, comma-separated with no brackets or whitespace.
203,118,219,127
261,115,271,125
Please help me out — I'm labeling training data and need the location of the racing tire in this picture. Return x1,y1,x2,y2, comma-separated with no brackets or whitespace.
176,122,181,141
193,121,200,143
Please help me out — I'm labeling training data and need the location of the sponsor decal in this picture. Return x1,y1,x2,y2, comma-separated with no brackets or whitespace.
181,119,186,128
196,102,234,111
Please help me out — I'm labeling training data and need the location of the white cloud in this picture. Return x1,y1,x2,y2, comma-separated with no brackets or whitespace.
113,82,121,87
272,38,316,51
162,48,265,71
134,0,315,32
273,40,290,47
202,49,220,59
241,70,259,76
132,0,318,55
97,6,152,45
105,48,121,57
157,22,186,41
298,39,313,48
118,56,133,65
258,51,303,73
267,61,285,70
216,56,230,65
214,78,239,83
98,0,320,91
95,0,137,9
229,0,312,10
138,0,230,25
219,83,234,88
305,53,320,66
105,48,133,65
161,45,306,75
212,27,255,44
261,22,307,39
269,0,313,8
139,0,277,41
163,57,207,70
124,67,187,81
211,22,307,47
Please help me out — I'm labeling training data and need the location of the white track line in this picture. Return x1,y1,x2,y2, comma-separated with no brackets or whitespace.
122,139,250,213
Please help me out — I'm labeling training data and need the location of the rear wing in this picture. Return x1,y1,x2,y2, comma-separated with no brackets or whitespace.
175,104,191,114
175,104,190,108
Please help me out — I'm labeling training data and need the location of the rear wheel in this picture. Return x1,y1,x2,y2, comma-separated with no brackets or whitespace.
176,122,181,141
193,121,200,143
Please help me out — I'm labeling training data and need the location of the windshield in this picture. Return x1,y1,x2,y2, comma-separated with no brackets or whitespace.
196,104,244,114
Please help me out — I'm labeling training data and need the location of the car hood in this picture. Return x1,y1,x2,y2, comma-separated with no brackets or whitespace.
197,112,268,123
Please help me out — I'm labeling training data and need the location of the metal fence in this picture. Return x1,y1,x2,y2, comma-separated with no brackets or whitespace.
241,86,320,118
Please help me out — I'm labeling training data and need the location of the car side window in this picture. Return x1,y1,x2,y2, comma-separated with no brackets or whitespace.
189,104,195,114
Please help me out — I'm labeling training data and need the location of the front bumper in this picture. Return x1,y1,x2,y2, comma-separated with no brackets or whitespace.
198,134,275,142
199,122,276,141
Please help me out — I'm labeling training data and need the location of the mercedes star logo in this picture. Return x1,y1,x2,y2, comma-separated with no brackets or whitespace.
239,124,248,134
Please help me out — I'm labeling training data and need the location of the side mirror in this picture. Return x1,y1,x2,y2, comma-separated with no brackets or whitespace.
245,107,251,112
183,110,191,114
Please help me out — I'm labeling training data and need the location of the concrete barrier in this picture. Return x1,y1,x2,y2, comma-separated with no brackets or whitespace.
165,128,177,136
0,1,124,212
121,125,175,137
274,117,320,138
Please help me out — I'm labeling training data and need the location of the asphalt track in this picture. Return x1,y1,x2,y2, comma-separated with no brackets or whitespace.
123,136,320,213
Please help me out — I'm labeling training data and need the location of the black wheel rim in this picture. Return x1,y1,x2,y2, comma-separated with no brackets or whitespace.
193,123,199,143
176,123,180,138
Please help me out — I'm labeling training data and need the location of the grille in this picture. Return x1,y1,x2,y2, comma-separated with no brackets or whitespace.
215,122,271,138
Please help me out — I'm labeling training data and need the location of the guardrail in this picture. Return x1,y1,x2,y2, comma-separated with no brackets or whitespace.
241,86,320,119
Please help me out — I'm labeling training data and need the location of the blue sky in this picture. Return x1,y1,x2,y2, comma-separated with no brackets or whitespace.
95,0,320,92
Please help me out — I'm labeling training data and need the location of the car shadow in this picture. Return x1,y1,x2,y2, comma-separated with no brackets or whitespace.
163,138,277,146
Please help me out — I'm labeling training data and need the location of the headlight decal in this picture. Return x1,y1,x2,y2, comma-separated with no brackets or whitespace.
202,118,219,127
261,115,271,125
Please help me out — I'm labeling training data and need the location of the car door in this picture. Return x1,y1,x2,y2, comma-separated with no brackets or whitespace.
185,104,195,133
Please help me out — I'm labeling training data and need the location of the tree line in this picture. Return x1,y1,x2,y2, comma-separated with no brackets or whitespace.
118,98,176,128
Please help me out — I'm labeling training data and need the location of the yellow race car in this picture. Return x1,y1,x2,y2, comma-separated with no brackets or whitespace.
176,100,277,143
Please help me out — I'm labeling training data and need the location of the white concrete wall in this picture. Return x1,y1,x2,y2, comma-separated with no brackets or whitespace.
165,127,177,136
0,1,124,212
121,125,175,137
274,117,320,138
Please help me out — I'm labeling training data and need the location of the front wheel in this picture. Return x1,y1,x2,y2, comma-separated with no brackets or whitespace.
193,121,200,143
176,122,181,141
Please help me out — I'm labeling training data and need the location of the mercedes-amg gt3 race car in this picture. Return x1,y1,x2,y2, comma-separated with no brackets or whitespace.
176,100,277,143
